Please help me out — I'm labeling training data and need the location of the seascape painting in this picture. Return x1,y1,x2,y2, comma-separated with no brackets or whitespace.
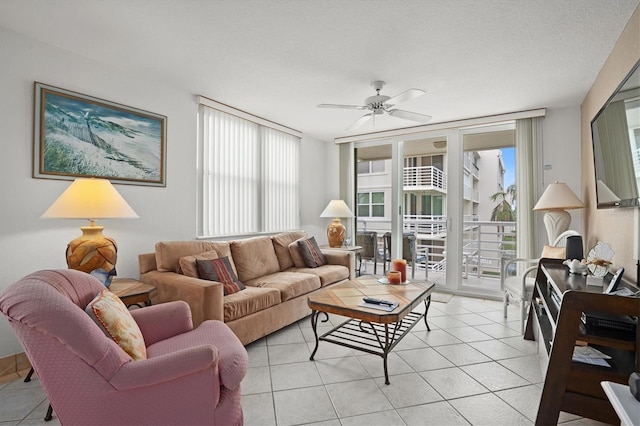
33,82,167,186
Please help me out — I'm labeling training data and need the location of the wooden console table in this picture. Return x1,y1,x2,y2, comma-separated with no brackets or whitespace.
526,261,639,425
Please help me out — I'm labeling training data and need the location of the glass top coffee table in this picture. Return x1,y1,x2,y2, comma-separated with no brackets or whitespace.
307,276,435,384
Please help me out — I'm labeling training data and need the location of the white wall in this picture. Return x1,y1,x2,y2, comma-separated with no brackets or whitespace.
539,106,583,249
0,28,329,358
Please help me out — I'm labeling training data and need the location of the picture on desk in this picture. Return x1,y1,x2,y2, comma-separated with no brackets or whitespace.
605,267,624,294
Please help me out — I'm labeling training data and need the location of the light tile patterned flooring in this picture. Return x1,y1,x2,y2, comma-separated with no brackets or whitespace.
0,294,610,425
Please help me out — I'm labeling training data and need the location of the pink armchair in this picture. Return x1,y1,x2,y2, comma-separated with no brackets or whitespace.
0,269,248,425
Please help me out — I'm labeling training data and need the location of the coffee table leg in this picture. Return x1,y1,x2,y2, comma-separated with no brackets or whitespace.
423,295,432,331
383,324,391,385
310,310,320,360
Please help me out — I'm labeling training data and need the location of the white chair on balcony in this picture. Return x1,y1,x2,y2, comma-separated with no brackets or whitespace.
501,230,580,334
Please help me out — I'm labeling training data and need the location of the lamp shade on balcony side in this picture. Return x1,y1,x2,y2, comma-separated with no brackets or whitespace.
320,200,353,248
533,181,584,244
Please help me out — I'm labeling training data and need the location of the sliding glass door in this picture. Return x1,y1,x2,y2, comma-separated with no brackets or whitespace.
353,123,516,298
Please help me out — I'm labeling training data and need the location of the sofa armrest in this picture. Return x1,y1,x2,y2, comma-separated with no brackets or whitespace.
130,301,193,346
139,270,224,327
109,345,218,390
138,252,157,274
321,250,355,280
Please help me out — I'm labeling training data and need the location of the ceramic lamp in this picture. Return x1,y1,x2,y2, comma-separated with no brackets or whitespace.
42,178,138,275
533,181,584,244
319,200,353,248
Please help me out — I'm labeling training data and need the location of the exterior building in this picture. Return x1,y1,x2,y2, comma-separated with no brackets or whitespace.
356,147,510,280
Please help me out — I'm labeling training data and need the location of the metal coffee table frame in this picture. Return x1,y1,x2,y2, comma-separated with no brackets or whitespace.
309,280,433,385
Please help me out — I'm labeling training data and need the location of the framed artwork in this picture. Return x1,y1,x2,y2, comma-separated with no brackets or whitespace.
33,82,167,187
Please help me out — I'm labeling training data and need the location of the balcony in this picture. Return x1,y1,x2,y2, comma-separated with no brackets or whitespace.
357,217,516,294
403,166,446,192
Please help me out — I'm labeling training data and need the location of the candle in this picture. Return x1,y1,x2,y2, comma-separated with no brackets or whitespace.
392,259,407,283
387,271,401,284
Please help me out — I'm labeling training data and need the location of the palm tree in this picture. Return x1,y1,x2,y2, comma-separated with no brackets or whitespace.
490,184,516,249
490,184,516,222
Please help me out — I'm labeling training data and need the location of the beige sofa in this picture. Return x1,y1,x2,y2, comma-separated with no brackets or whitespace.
138,231,354,345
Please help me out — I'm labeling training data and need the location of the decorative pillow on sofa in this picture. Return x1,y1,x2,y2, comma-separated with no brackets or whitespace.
85,289,147,360
272,230,307,270
196,256,246,295
179,250,219,278
297,236,326,268
288,237,307,268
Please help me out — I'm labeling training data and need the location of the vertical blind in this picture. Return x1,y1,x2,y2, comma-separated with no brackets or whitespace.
199,104,300,237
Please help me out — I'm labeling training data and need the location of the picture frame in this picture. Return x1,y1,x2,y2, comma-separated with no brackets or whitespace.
33,82,167,187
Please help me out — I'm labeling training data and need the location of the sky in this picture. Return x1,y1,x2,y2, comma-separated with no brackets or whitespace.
501,147,515,189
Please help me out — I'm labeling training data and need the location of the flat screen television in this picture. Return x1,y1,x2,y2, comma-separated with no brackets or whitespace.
590,60,640,209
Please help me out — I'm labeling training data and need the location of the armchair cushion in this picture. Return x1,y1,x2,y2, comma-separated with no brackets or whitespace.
197,257,246,295
86,289,147,360
130,301,193,346
297,236,326,268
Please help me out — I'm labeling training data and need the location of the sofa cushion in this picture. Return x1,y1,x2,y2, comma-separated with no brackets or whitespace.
230,236,280,282
245,271,321,302
85,289,147,361
297,237,326,268
288,238,307,268
290,264,349,287
197,257,246,295
179,250,219,278
272,231,307,271
223,286,281,322
155,241,235,273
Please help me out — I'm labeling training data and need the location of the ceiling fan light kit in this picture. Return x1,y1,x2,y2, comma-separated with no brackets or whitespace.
318,80,432,130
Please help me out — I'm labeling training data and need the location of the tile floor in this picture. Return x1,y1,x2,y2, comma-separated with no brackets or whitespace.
0,294,610,425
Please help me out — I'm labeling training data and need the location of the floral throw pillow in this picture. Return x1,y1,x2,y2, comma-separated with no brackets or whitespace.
85,289,147,360
297,236,326,268
196,256,246,295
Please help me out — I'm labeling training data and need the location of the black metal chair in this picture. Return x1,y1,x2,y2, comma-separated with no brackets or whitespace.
382,232,418,279
355,231,378,275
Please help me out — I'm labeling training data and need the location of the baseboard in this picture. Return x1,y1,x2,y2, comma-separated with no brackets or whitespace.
0,352,31,383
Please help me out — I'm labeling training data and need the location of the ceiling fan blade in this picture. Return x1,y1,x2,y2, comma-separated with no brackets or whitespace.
387,109,432,123
346,113,373,130
385,89,425,106
317,103,367,110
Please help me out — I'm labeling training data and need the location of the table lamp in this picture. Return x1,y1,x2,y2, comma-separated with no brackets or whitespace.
319,200,353,248
41,178,138,275
533,181,584,244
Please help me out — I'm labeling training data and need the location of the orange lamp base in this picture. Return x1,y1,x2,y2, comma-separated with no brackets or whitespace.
66,226,118,275
327,218,345,248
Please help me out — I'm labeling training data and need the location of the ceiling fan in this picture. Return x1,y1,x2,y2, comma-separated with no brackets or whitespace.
318,81,432,130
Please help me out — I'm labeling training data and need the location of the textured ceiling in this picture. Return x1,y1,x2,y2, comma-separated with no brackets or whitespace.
1,0,638,141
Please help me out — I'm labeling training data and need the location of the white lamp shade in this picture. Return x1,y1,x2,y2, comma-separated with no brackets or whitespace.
533,182,584,211
319,200,353,218
42,178,138,220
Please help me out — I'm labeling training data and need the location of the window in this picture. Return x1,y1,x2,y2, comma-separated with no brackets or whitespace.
198,99,300,236
357,191,384,217
357,160,385,174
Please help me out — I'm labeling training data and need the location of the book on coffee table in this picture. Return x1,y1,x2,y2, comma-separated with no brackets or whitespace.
357,301,399,312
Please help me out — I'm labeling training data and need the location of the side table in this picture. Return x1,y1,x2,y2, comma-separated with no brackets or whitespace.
320,245,363,275
109,278,156,308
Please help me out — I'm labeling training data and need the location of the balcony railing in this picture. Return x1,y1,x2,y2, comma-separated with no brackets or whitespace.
403,166,447,191
357,217,516,284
